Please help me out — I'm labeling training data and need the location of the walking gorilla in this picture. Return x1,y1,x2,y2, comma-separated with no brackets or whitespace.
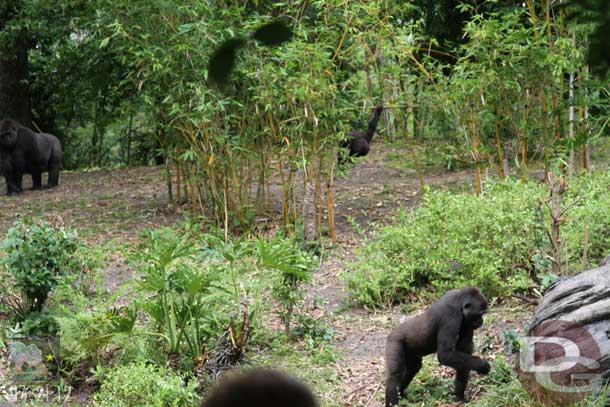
0,118,62,195
385,287,490,406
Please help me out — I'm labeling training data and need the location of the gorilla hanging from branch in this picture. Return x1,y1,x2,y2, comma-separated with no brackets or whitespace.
0,118,62,195
385,286,490,406
339,105,383,164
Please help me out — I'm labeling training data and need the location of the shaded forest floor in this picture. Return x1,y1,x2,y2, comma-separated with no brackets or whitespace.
0,142,535,406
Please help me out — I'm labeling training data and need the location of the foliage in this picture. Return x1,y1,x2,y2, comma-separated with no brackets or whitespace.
257,236,315,335
346,171,610,308
134,228,218,363
55,306,137,372
91,362,198,407
344,180,542,307
1,219,79,313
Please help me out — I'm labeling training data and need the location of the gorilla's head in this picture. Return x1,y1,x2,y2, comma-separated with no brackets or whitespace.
0,119,19,148
202,368,318,407
461,287,488,329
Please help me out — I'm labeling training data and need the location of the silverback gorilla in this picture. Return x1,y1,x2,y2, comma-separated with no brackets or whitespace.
202,368,318,407
385,287,490,406
0,118,62,195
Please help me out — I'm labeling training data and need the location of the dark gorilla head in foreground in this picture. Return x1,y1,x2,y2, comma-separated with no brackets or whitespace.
202,368,318,407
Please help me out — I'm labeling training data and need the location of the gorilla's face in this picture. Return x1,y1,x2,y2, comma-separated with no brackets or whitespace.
0,121,18,148
462,293,488,329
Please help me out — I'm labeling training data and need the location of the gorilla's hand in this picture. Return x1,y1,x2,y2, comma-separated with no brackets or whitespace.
476,359,491,375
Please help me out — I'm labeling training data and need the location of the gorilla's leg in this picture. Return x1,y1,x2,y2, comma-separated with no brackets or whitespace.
386,340,422,407
3,171,22,195
453,369,470,401
47,161,60,187
5,177,18,195
15,173,23,191
454,332,474,401
32,171,42,189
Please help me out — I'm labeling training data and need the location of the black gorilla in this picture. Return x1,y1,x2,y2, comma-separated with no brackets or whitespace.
202,368,318,407
385,287,490,406
339,105,383,163
0,118,62,195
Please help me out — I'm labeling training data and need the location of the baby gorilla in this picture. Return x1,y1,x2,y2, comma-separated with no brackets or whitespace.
385,287,490,406
202,368,318,407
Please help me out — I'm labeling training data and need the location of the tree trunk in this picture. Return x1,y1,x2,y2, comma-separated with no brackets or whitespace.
517,265,610,406
0,36,32,126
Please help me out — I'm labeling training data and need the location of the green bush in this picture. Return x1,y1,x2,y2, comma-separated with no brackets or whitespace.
257,236,315,335
1,218,79,312
344,172,610,308
563,171,610,264
92,362,198,407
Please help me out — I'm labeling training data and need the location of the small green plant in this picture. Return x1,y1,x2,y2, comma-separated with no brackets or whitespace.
134,228,217,368
501,330,521,354
257,236,314,335
293,314,334,343
55,306,137,372
91,362,199,407
539,272,559,292
1,218,79,313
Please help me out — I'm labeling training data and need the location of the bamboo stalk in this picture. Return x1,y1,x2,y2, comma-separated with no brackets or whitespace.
315,154,323,235
326,152,336,242
494,122,506,179
176,160,182,204
277,154,290,228
471,111,482,196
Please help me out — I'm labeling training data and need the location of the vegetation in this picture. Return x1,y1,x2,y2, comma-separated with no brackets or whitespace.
346,171,610,308
91,362,199,407
0,219,79,330
0,0,609,406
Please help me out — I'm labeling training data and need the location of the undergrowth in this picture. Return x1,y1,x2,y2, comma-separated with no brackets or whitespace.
345,171,610,308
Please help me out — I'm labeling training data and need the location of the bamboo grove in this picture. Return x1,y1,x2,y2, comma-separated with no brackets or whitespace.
91,0,608,235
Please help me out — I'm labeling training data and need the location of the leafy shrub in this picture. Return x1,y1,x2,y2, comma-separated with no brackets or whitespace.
92,362,198,407
134,228,219,366
1,219,79,312
257,236,315,334
55,307,137,371
345,172,610,308
563,171,610,266
344,180,543,307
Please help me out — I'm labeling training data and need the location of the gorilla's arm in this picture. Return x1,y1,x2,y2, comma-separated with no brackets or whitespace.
436,318,489,373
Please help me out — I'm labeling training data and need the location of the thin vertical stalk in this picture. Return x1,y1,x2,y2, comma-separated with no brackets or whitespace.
326,152,336,243
471,111,482,196
494,122,506,179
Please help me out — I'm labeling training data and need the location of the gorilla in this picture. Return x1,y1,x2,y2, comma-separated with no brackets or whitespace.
385,287,490,406
0,118,62,195
339,105,383,163
202,368,318,407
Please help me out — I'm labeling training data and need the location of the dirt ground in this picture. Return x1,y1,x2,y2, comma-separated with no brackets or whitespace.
0,143,533,406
